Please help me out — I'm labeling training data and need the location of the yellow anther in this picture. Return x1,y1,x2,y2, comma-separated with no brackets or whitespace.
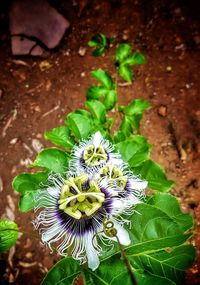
85,202,101,217
60,184,70,200
77,202,90,212
95,194,105,203
89,180,101,193
77,195,86,202
64,207,82,220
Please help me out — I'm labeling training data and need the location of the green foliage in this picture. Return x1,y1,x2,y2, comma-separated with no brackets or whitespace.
12,171,48,212
121,99,150,116
42,193,194,285
91,70,113,89
45,126,75,148
33,148,69,175
0,219,19,252
133,160,174,192
85,100,106,123
67,112,93,140
86,70,117,111
116,43,146,81
41,258,82,285
88,33,111,56
119,99,151,133
116,135,152,167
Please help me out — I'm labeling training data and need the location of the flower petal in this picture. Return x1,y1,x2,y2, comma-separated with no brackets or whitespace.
85,236,100,271
93,131,102,147
129,178,148,190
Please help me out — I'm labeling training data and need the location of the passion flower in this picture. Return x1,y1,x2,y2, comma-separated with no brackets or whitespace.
33,132,147,271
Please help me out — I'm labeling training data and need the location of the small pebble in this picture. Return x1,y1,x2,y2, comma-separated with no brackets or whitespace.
25,252,33,259
180,145,187,161
166,66,172,72
10,137,18,145
36,133,42,139
64,49,70,56
39,60,52,71
81,72,85,77
122,34,128,40
157,105,168,117
31,139,43,153
20,158,33,166
78,47,86,56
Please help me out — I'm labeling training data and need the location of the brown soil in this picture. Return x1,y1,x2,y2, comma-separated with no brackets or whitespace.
0,0,200,284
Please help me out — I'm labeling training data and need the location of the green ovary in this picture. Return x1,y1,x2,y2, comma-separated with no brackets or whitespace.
83,144,108,166
100,166,128,189
58,174,105,220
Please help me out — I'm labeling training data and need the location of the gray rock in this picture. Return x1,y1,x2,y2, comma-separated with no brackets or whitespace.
9,0,70,56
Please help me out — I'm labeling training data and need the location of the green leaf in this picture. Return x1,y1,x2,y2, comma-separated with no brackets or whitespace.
100,33,109,46
74,109,92,118
132,160,174,192
45,126,75,148
119,64,133,82
67,112,92,139
95,199,194,285
125,271,176,285
147,193,193,231
0,219,19,253
126,202,191,255
131,113,143,132
121,99,150,131
88,40,99,47
33,148,69,175
116,135,152,167
86,86,108,100
103,90,117,110
12,171,48,212
88,33,110,57
84,259,175,285
88,35,100,47
92,46,105,57
123,99,151,116
113,130,127,143
91,70,113,89
130,245,195,285
116,43,131,63
85,100,106,123
12,171,48,194
119,115,133,136
41,257,82,285
18,191,37,212
123,51,146,65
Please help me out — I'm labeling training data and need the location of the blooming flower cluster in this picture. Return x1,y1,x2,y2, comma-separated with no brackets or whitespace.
33,132,147,270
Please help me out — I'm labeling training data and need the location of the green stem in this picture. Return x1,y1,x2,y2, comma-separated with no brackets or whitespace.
116,235,137,285
109,68,119,136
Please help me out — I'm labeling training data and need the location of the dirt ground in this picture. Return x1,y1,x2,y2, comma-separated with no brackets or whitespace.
0,0,200,284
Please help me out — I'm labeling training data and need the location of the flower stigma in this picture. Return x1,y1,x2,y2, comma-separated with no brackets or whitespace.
58,174,105,220
100,165,128,188
83,144,108,166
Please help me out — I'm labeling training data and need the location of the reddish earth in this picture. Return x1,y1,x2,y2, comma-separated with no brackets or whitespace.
0,0,200,284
